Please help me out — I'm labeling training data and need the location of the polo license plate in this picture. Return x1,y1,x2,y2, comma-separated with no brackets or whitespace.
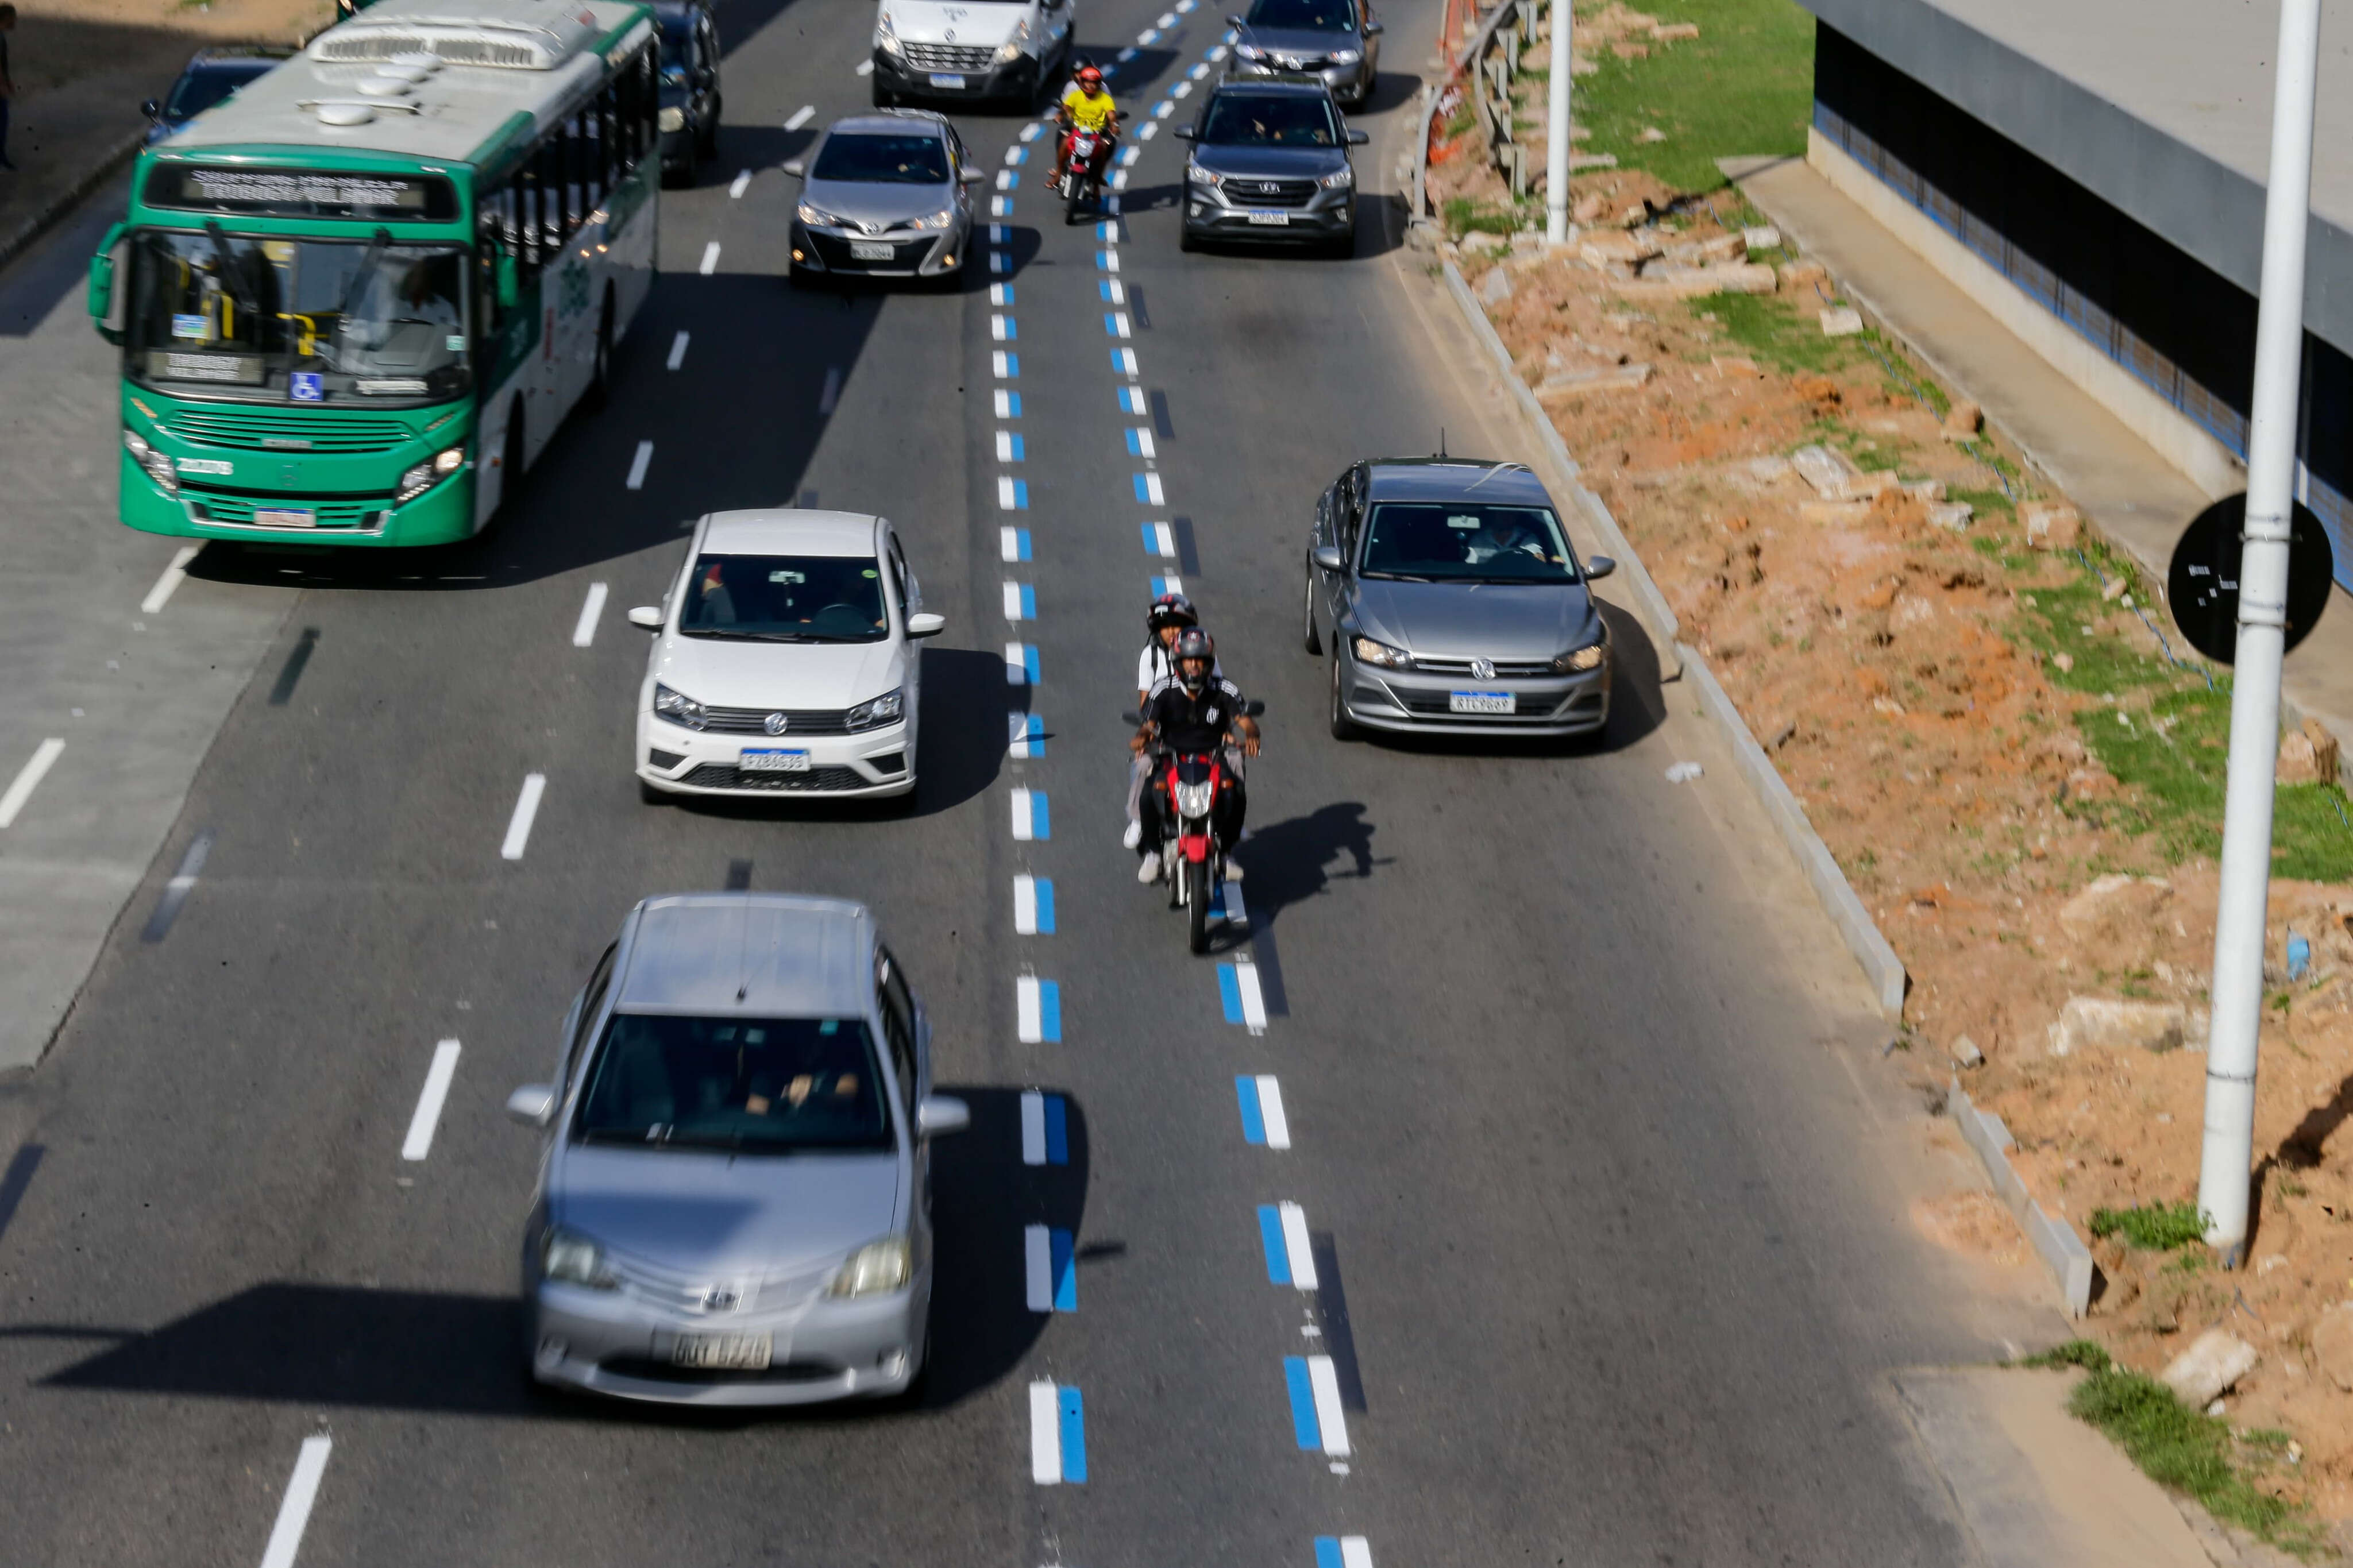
849,241,896,261
1245,210,1291,226
670,1332,772,1370
252,508,317,528
741,748,812,772
927,72,967,88
1449,691,1515,715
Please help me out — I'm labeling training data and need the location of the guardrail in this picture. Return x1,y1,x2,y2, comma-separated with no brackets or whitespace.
1411,0,1542,224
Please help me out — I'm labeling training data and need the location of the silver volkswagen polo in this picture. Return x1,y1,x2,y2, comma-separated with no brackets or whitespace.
507,893,969,1405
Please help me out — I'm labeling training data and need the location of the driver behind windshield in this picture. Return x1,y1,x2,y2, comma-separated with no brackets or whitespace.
678,555,891,640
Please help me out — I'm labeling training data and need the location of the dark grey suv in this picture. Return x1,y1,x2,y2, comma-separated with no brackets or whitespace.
1176,80,1366,255
1305,458,1617,739
1226,0,1381,108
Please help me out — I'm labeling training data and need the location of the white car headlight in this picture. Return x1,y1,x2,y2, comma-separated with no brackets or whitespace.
846,687,904,730
396,443,465,502
123,428,179,495
542,1227,616,1289
653,681,708,731
1173,779,1214,818
829,1235,912,1297
1352,635,1411,670
657,104,686,133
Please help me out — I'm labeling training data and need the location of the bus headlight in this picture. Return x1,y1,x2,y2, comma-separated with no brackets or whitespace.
657,105,686,133
123,428,178,496
397,443,465,503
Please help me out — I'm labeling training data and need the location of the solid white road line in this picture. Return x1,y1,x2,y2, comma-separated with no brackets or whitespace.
400,1040,463,1161
0,739,66,829
1020,1088,1048,1160
1307,1355,1351,1455
140,544,202,614
257,1435,333,1568
729,168,751,198
1257,1074,1291,1148
626,441,653,489
666,330,689,369
1029,1381,1062,1482
699,240,720,274
1024,1223,1054,1311
785,104,816,130
570,582,608,647
500,774,546,861
1278,1200,1318,1289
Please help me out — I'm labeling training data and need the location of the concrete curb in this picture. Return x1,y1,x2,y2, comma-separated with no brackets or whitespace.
1680,647,1908,1018
0,128,143,280
1948,1076,2095,1316
1439,258,1685,676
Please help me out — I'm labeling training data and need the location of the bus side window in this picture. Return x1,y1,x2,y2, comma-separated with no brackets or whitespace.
534,126,570,253
514,161,543,272
570,110,599,222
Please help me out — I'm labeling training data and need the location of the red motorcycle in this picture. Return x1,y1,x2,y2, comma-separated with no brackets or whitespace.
1156,748,1233,953
1057,121,1117,225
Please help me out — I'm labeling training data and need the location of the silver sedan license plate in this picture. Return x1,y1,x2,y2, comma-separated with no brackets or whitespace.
740,748,811,772
1449,690,1515,715
850,240,896,261
671,1332,772,1370
1245,210,1291,226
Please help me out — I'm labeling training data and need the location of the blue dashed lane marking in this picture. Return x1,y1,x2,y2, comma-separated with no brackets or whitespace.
1033,876,1056,932
1058,1387,1088,1482
1218,964,1245,1023
1120,385,1147,414
1044,1091,1069,1159
996,350,1020,377
1039,979,1062,1040
1257,1204,1291,1284
1283,1357,1321,1449
1005,434,1027,460
1020,1090,1070,1162
1051,1227,1077,1309
1002,391,1024,416
1112,347,1138,374
1022,644,1042,682
1150,574,1183,598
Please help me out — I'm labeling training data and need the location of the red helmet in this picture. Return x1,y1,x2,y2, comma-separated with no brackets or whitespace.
1075,64,1103,86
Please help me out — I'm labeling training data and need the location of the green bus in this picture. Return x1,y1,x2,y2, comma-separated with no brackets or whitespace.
88,0,661,546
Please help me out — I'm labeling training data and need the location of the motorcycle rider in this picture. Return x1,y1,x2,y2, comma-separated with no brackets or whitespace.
1051,63,1119,192
1125,593,1221,852
1131,628,1259,885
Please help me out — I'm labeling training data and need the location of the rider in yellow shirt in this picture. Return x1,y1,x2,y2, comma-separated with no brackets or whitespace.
1052,64,1119,188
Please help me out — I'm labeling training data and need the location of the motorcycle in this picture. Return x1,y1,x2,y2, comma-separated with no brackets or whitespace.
1127,700,1265,954
1057,122,1114,225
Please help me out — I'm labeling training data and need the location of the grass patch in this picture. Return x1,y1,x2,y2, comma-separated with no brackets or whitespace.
1949,485,2014,521
1688,289,1855,375
1442,196,1522,237
1570,0,1815,192
2019,1342,2325,1555
2087,1200,2207,1251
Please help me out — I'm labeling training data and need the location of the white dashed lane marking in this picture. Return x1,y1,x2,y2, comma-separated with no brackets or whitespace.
399,1039,464,1162
256,1436,333,1568
570,582,608,647
785,104,815,130
0,739,66,829
666,330,689,369
500,774,546,861
626,441,654,490
699,241,720,274
140,544,202,614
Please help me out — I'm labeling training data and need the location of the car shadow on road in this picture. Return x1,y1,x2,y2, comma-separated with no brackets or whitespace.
20,1085,1085,1427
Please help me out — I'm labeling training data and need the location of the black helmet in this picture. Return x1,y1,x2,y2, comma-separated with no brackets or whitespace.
1147,592,1198,634
1172,627,1214,692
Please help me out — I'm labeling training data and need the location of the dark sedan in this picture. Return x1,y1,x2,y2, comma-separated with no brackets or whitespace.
1305,458,1617,740
655,0,723,186
140,45,294,145
1176,80,1366,255
1226,0,1381,108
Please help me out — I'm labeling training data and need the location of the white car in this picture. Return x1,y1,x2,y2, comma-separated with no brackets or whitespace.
630,509,944,802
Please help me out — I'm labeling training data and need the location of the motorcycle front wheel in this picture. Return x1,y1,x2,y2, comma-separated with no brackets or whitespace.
1186,858,1211,953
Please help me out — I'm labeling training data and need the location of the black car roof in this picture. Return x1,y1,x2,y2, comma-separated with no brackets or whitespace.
1363,459,1554,505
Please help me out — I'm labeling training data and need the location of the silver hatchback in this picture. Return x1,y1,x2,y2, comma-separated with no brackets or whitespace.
507,893,969,1405
785,111,985,285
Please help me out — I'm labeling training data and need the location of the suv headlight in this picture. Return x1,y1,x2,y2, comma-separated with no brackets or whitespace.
657,104,686,133
1552,642,1607,674
123,428,179,495
1235,41,1266,58
653,682,708,731
396,443,465,503
542,1227,616,1289
1351,635,1411,670
829,1235,912,1297
1329,47,1363,62
1187,163,1222,187
846,688,904,730
1321,165,1355,188
1173,779,1214,818
874,12,904,53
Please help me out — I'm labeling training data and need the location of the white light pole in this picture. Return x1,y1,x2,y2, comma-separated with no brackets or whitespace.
2197,0,2324,1263
1545,0,1571,245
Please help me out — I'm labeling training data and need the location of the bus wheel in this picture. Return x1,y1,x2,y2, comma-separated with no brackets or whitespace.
588,296,613,411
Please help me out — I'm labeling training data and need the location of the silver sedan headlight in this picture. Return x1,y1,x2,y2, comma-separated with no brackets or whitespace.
912,206,956,230
1351,634,1411,670
542,1227,616,1289
797,200,846,227
1552,642,1607,674
653,682,708,731
829,1235,912,1297
1234,41,1266,58
846,688,905,730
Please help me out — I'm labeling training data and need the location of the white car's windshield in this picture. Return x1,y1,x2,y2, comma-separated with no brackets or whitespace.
678,554,892,642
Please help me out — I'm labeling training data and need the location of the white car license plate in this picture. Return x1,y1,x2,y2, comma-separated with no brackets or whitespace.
1245,210,1291,226
1449,690,1516,715
253,508,317,528
740,748,812,772
849,241,896,261
671,1333,773,1370
927,72,967,88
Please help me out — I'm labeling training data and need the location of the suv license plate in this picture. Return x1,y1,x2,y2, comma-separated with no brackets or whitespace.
740,748,812,772
253,508,317,528
928,72,967,88
1245,210,1291,226
671,1333,772,1370
849,241,896,261
1449,691,1515,715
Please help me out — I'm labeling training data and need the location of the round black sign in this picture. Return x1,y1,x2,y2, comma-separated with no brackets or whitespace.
2166,493,2334,665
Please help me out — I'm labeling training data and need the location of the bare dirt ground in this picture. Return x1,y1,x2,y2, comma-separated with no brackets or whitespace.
1428,8,2353,1525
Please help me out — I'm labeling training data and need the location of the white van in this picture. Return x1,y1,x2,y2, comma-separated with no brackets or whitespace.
870,0,1076,109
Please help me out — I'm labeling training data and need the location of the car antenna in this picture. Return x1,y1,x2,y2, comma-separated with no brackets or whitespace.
1436,426,1447,459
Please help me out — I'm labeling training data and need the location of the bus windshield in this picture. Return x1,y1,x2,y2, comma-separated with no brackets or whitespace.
126,230,470,404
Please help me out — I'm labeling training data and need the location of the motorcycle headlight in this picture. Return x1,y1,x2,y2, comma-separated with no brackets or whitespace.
797,200,843,227
1173,779,1214,818
874,13,904,53
657,104,686,133
829,1235,912,1297
1320,165,1355,188
1552,642,1607,674
653,682,708,731
542,1227,616,1289
123,428,179,495
846,687,905,730
1235,41,1266,58
1187,163,1222,187
1351,635,1411,670
1329,47,1362,62
396,443,465,503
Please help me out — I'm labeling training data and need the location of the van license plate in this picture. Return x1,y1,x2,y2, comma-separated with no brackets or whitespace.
849,241,896,261
1449,691,1515,715
671,1333,772,1370
1245,210,1290,226
928,72,967,88
741,748,812,772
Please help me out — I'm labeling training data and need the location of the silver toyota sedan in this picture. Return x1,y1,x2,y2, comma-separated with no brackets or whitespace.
507,892,969,1405
784,110,985,286
1305,457,1617,739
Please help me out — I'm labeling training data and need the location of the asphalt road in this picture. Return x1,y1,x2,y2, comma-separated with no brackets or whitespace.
0,1,2012,1562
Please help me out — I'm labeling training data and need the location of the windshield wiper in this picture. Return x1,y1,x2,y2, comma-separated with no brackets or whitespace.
1360,571,1434,582
680,628,817,642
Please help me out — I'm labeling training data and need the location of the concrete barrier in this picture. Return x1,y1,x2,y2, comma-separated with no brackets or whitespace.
1950,1077,2096,1316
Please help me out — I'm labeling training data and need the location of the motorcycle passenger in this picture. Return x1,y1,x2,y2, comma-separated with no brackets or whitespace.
1132,628,1260,884
1125,593,1222,852
1051,64,1119,191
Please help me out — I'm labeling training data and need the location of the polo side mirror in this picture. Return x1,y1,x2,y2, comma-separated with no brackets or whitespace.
906,611,947,638
627,605,664,629
1345,128,1369,145
1586,555,1617,580
782,156,807,177
1312,544,1344,571
917,1095,971,1137
506,1084,558,1127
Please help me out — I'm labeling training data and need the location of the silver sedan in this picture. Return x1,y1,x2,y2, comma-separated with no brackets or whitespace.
785,111,985,285
507,892,969,1405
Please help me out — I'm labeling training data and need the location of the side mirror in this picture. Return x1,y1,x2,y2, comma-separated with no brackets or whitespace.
1312,544,1344,571
781,156,807,177
627,605,664,630
1243,699,1266,717
1173,125,1195,140
87,222,127,330
141,98,163,119
495,250,519,311
506,1083,558,1127
1345,128,1370,145
1363,18,1383,34
1227,12,1245,24
959,167,986,184
916,1095,971,1137
1586,555,1617,580
905,611,947,639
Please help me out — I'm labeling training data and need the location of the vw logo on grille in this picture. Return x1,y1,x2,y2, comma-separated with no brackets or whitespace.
1471,658,1496,681
701,1286,740,1312
763,712,790,735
